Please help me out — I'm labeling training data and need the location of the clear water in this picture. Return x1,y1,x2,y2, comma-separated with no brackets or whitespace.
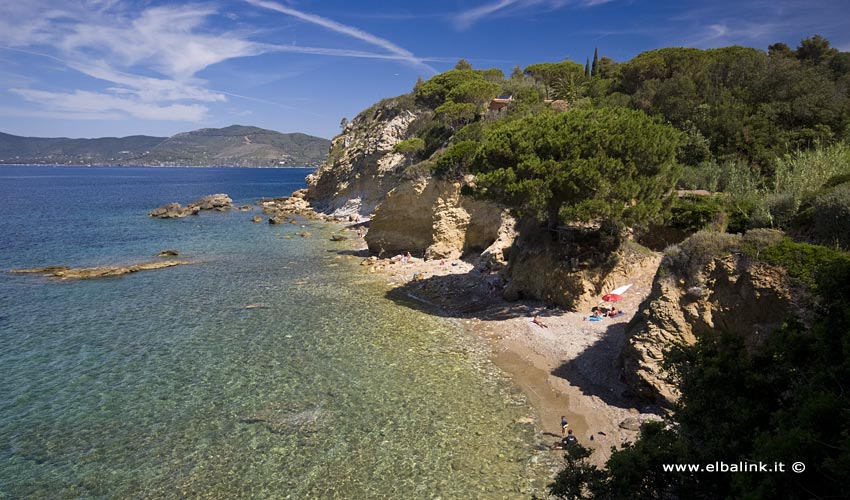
0,166,543,499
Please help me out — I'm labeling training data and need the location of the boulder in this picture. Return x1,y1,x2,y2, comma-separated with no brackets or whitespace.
269,216,285,225
156,249,179,257
148,203,199,218
252,216,262,223
188,193,232,210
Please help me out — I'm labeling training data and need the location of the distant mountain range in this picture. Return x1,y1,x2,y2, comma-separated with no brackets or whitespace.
0,125,330,168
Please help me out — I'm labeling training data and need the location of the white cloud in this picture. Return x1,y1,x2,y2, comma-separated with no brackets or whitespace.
245,0,437,74
452,0,608,29
60,5,267,80
10,88,209,121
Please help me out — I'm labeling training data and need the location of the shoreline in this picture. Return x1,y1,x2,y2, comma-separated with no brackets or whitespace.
338,228,664,467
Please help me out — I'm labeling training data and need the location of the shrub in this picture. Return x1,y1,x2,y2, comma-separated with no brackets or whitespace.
393,137,425,155
669,196,725,232
739,228,785,259
433,140,479,179
812,182,850,249
664,231,741,280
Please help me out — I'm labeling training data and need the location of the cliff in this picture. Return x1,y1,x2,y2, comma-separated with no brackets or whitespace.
306,98,420,216
366,177,513,261
621,231,801,405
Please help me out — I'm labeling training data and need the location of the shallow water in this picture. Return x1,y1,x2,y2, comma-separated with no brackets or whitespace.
0,166,543,499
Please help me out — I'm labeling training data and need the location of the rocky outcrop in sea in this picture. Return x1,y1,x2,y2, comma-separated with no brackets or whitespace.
149,193,232,218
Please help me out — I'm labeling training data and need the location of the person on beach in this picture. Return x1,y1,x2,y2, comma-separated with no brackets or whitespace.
561,415,569,437
565,429,578,446
532,316,548,328
607,306,620,317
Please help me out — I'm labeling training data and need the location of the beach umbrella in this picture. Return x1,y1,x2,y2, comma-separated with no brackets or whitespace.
601,284,632,303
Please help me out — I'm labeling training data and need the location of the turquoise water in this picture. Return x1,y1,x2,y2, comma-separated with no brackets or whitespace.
0,167,544,499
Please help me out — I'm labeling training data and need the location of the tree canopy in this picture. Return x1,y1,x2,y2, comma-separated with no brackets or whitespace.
471,107,684,227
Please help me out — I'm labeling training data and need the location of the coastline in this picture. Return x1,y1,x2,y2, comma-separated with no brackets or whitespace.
338,226,664,467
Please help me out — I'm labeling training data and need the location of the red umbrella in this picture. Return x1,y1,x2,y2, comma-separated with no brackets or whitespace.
602,293,623,302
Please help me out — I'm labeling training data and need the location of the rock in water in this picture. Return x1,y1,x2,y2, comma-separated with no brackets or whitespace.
11,261,191,280
330,234,348,241
148,202,199,218
149,194,231,218
188,193,232,210
156,249,179,257
9,265,71,274
269,216,285,225
252,215,262,223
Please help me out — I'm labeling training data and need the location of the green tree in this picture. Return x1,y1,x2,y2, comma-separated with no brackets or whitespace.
472,107,684,228
585,58,591,77
768,42,793,58
454,58,473,70
591,48,599,77
796,34,838,65
549,444,604,500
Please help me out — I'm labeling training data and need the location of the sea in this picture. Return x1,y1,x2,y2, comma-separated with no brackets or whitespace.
0,166,544,499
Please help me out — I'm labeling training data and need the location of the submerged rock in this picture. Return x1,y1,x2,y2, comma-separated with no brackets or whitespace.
252,215,262,223
11,260,191,280
156,249,179,257
10,265,71,274
330,234,348,241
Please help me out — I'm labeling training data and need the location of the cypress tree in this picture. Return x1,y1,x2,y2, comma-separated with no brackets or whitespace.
591,48,599,77
585,57,590,77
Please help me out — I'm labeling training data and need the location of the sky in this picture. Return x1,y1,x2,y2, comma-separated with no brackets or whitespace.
1,0,848,140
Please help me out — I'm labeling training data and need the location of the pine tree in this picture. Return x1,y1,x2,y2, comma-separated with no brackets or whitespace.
591,47,599,77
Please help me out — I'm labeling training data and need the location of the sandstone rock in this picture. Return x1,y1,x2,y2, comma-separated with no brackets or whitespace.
366,177,510,260
622,254,796,406
269,216,285,225
252,216,262,223
619,417,642,431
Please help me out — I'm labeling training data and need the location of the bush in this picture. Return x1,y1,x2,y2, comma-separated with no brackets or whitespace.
664,231,741,280
433,140,479,179
678,161,722,191
669,196,725,232
393,137,425,155
739,228,784,259
812,182,850,249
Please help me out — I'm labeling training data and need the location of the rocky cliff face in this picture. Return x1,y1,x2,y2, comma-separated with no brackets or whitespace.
306,100,419,217
622,254,797,406
365,177,514,261
502,237,661,312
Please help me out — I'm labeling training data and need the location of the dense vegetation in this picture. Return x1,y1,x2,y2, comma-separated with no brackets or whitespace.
373,35,850,500
389,35,850,247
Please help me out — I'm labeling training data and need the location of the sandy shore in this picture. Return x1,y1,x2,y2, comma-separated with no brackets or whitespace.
341,228,664,467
